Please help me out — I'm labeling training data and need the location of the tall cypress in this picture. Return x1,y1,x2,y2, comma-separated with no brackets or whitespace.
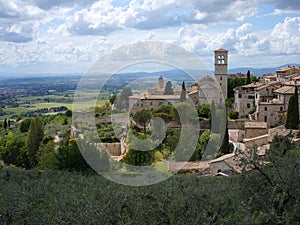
285,87,299,129
246,70,251,84
180,81,186,101
3,118,7,130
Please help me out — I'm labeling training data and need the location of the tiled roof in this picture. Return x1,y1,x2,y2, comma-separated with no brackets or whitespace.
274,86,295,94
129,94,181,100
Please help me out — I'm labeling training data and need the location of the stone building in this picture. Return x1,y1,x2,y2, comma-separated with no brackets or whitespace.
214,48,228,100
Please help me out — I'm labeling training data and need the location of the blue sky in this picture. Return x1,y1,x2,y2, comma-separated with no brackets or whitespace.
0,0,299,75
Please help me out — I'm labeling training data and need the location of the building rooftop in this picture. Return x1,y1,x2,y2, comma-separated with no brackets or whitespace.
274,86,295,94
241,82,264,89
214,48,228,52
129,94,181,100
258,99,284,105
277,65,300,72
244,122,268,129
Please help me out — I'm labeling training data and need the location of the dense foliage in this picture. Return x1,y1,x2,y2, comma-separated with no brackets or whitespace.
285,87,299,129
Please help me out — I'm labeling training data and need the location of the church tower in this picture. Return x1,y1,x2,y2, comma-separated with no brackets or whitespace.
214,49,228,100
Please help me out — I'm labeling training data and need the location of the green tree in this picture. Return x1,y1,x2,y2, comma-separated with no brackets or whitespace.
65,109,72,117
0,132,29,168
246,70,251,84
109,94,117,105
133,109,151,134
115,87,132,110
26,117,44,166
180,81,186,101
219,116,232,155
152,105,175,123
124,132,155,166
227,77,246,98
197,104,211,119
3,118,7,130
285,87,299,129
164,81,174,95
20,118,32,133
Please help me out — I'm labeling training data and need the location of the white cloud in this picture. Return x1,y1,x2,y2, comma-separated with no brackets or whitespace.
270,17,300,54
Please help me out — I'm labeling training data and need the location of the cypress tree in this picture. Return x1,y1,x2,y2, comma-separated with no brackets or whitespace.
246,70,251,84
219,115,231,155
180,81,186,101
3,118,7,130
164,81,174,95
285,87,299,129
26,117,44,166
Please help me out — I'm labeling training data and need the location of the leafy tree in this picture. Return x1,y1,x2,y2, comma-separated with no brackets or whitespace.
7,119,11,128
179,81,186,101
197,104,211,119
228,111,239,120
55,141,92,171
26,117,44,166
152,105,176,123
65,110,72,117
246,70,251,84
3,118,7,130
164,81,174,95
285,87,299,129
133,109,151,134
20,118,32,133
115,87,132,110
124,131,155,166
227,77,246,98
0,132,29,168
109,94,117,105
37,141,58,170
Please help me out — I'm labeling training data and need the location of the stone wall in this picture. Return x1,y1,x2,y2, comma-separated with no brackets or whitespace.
243,134,269,149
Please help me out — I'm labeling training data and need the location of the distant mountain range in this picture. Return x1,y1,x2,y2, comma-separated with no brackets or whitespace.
228,64,300,77
0,64,299,79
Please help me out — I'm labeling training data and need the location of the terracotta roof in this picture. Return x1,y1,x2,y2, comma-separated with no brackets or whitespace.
274,86,295,94
129,94,181,100
244,122,267,129
277,66,300,72
167,161,209,172
241,82,264,89
198,75,215,83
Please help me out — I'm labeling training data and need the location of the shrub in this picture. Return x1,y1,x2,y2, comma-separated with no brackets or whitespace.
228,111,239,120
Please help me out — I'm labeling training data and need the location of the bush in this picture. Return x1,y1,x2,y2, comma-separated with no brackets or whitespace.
228,111,239,120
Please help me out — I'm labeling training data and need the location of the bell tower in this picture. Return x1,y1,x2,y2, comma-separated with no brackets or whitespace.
214,49,228,100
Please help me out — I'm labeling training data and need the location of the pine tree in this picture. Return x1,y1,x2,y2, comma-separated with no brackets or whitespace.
285,87,299,129
180,81,186,101
164,81,174,95
26,117,44,166
246,70,251,84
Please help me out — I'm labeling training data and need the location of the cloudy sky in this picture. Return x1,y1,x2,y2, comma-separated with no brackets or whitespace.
0,0,299,75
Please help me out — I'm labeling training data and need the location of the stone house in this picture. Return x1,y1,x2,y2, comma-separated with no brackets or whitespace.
234,82,263,117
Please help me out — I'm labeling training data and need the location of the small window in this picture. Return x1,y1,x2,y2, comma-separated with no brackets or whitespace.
150,108,154,111
265,107,267,111
136,103,139,107
220,76,222,80
264,116,267,122
141,103,143,107
247,103,251,108
238,94,242,98
159,102,163,106
168,102,172,106
255,94,258,99
220,83,222,86
150,102,153,106
280,107,283,111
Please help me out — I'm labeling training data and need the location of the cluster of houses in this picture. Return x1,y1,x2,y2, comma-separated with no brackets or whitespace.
234,65,300,127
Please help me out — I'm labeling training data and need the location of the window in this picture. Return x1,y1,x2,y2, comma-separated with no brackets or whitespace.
150,108,154,111
247,103,251,108
150,102,153,106
238,94,242,98
220,76,222,80
265,107,267,111
280,107,283,111
218,55,225,64
159,102,163,106
220,83,222,86
168,102,172,106
141,103,143,107
136,103,139,107
264,116,267,122
255,94,258,99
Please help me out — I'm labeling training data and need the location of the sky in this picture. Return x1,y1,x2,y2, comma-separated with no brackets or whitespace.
0,0,299,75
